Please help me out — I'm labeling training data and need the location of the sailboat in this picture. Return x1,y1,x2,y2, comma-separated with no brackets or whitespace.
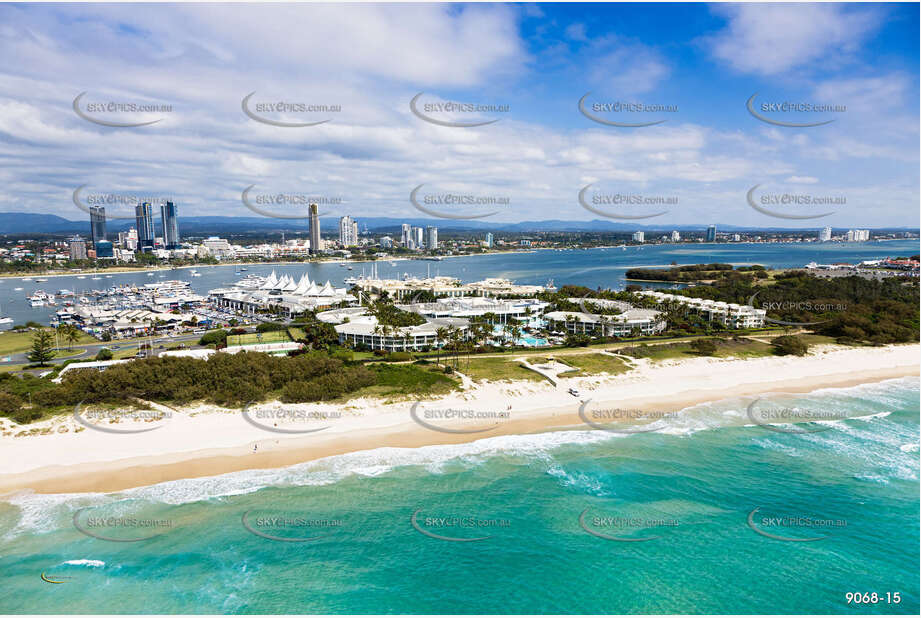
0,301,13,327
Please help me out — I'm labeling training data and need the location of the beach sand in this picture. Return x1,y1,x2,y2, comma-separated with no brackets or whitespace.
1,343,917,495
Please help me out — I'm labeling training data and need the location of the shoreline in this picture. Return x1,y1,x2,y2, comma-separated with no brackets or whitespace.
1,344,917,496
0,250,540,281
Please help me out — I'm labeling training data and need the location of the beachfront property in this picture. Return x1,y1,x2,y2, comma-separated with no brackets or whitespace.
544,298,665,338
637,290,766,328
395,296,550,324
208,271,354,318
317,307,469,352
351,275,550,300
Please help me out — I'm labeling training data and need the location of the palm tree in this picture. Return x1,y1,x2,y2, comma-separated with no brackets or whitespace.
435,326,449,366
447,326,462,368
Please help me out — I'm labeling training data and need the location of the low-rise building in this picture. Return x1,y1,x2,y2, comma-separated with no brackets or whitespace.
637,290,766,328
544,306,665,337
317,308,469,352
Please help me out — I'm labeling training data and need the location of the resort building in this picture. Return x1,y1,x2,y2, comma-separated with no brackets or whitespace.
396,296,549,324
544,304,665,338
209,271,354,318
317,307,468,352
637,290,766,328
351,275,549,300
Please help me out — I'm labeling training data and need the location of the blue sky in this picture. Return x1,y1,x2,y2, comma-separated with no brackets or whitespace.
0,2,917,228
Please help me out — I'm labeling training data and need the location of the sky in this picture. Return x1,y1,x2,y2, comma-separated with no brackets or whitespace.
0,2,917,229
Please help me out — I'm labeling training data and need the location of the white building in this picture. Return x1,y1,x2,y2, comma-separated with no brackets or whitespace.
670,230,680,242
317,307,468,352
209,271,354,318
425,226,438,250
637,291,766,329
339,215,359,246
199,236,234,259
401,223,412,248
545,298,664,338
846,229,870,242
397,296,549,324
818,226,832,242
632,231,645,243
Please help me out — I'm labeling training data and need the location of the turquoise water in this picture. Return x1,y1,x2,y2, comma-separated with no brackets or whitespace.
1,377,918,614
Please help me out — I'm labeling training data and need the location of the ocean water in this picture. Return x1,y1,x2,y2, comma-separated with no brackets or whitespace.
1,239,918,325
0,377,918,614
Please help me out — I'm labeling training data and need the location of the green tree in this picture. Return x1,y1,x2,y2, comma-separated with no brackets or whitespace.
690,338,718,356
772,335,809,356
28,329,57,366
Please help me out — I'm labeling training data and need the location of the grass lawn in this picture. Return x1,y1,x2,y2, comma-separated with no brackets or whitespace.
0,329,96,356
461,356,545,383
553,353,631,376
620,337,779,362
287,327,306,341
342,364,459,402
227,331,291,346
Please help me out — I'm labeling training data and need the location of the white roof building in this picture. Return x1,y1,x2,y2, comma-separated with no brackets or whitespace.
209,271,355,318
637,291,766,329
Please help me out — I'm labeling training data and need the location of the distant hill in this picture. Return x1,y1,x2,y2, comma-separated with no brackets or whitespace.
0,212,916,237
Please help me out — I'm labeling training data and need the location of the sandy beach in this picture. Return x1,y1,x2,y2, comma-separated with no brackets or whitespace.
1,343,917,495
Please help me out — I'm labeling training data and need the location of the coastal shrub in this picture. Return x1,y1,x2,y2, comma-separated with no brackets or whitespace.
256,322,286,333
772,335,809,357
386,351,412,362
95,348,114,361
0,391,22,416
198,329,228,347
690,338,718,356
280,367,375,402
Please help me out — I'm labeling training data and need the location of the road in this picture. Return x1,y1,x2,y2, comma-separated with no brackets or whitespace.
0,332,206,368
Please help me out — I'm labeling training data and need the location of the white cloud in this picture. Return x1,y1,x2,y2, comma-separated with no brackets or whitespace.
706,3,883,76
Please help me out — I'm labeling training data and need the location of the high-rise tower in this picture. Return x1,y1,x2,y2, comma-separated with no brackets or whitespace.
89,206,107,248
160,201,180,249
308,203,321,254
135,202,155,251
